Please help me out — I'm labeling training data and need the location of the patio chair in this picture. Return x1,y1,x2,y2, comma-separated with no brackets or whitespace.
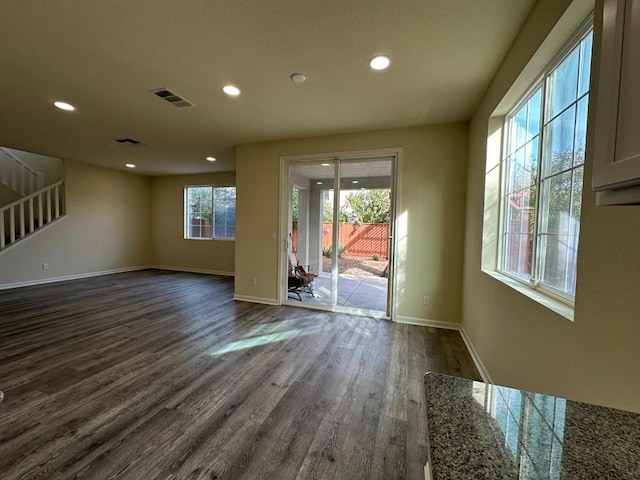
287,250,317,301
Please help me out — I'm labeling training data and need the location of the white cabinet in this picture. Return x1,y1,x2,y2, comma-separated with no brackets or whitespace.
593,0,640,205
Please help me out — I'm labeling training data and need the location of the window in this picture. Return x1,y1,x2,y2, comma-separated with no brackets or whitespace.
499,25,592,301
185,186,236,239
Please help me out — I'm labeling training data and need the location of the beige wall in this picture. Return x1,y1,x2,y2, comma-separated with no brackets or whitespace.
0,159,151,286
0,183,21,207
151,172,235,275
236,124,468,321
462,0,640,413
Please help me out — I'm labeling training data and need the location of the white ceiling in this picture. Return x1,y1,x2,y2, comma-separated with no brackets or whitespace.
0,0,536,176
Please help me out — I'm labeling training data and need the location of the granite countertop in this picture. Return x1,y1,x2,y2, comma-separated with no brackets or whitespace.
424,373,640,479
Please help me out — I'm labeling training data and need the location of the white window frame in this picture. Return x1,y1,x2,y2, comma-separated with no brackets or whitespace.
184,185,236,241
497,19,593,305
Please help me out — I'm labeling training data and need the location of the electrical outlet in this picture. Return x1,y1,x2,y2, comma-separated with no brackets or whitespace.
423,296,430,305
42,263,49,270
252,277,257,286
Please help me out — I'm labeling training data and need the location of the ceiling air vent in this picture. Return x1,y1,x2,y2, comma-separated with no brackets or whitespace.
114,138,145,146
150,88,194,108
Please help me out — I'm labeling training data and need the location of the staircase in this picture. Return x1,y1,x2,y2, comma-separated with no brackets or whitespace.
0,147,65,252
0,147,44,196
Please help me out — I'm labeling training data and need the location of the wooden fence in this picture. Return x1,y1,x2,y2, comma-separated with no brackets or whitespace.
292,222,389,259
189,219,212,238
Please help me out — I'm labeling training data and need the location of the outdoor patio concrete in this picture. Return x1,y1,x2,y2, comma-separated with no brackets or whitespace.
290,273,388,313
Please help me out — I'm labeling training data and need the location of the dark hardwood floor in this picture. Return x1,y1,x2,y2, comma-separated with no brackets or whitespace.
0,270,480,480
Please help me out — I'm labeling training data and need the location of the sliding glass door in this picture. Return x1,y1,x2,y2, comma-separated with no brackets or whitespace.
286,161,337,308
283,155,394,317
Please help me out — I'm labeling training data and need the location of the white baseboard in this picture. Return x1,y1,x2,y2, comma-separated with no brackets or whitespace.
151,265,235,277
0,265,150,291
459,325,493,384
233,294,278,306
394,315,460,330
394,315,492,384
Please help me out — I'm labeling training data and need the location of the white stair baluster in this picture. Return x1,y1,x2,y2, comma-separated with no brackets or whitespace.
9,206,15,243
46,189,52,222
19,202,25,238
54,185,60,218
29,197,34,233
0,213,5,249
38,192,43,226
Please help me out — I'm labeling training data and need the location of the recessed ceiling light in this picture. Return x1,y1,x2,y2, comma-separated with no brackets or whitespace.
321,163,331,167
206,156,216,162
290,73,306,83
352,180,359,184
222,85,241,96
54,101,75,111
369,55,390,71
316,181,323,185
125,163,136,168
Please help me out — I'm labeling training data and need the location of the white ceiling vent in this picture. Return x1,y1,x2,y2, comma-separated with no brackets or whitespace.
150,88,194,108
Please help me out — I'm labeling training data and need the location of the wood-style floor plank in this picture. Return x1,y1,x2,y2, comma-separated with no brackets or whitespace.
0,269,480,479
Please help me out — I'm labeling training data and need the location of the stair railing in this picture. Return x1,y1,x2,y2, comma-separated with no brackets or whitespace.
0,147,43,196
0,180,65,250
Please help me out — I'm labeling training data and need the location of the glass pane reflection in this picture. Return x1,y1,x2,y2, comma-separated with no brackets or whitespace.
472,381,567,479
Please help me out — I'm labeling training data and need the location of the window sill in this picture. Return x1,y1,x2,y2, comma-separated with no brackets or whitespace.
184,237,236,242
482,270,574,322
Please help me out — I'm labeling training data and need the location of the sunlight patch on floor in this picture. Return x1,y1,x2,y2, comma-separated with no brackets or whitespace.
211,323,332,355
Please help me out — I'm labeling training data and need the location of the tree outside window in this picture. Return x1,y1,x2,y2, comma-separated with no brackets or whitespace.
185,186,236,239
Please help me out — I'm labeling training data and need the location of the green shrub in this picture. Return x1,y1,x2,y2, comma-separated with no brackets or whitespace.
323,243,347,258
372,253,380,261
